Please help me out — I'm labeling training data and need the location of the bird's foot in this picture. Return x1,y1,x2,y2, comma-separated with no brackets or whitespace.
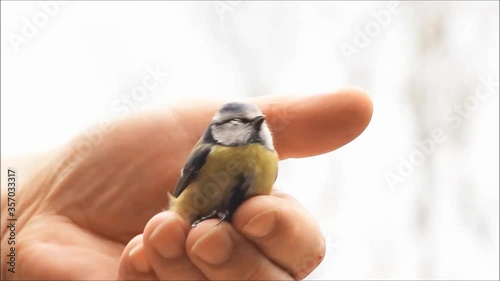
191,210,218,228
191,210,231,228
215,210,230,226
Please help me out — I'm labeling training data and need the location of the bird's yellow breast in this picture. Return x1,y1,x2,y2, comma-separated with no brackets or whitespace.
171,144,279,223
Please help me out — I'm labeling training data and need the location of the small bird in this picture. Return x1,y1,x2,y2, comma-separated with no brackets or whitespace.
168,102,279,227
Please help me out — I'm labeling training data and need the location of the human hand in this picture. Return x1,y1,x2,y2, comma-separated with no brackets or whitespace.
1,88,372,280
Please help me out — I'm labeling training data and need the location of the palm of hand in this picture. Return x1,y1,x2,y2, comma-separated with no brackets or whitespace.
9,91,372,280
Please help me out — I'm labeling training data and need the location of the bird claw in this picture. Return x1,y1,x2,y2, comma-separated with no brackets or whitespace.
215,210,230,226
191,210,230,227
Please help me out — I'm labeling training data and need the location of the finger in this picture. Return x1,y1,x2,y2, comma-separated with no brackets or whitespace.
232,192,326,280
118,234,157,280
255,87,373,159
143,211,206,280
186,220,294,280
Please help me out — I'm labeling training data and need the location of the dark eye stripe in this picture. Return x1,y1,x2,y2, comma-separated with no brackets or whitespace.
236,118,252,123
227,118,251,123
214,117,252,125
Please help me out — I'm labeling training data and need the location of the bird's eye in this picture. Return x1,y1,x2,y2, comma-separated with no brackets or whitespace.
230,118,243,125
227,118,252,125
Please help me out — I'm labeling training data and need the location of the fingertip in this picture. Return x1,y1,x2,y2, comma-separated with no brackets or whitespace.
144,211,189,259
144,211,188,238
233,193,325,280
189,222,235,266
121,234,144,261
338,85,374,127
267,87,374,159
186,219,229,251
129,243,151,273
141,212,207,280
118,234,155,280
334,86,373,143
232,195,280,232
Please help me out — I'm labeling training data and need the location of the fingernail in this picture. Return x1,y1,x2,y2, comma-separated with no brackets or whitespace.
192,226,233,265
129,244,151,273
242,209,277,238
150,216,185,259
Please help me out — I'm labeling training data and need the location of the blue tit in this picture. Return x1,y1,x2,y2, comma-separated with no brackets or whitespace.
168,102,279,227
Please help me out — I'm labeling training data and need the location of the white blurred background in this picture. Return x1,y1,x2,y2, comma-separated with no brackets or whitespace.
1,1,498,280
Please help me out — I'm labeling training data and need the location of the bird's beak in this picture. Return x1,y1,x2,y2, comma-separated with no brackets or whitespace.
252,116,265,130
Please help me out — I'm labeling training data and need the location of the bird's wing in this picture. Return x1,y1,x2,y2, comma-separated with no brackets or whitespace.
172,143,212,197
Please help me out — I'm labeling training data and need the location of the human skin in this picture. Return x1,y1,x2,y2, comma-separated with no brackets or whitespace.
1,88,373,280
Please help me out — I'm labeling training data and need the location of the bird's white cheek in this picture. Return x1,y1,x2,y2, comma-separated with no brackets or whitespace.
260,124,275,150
